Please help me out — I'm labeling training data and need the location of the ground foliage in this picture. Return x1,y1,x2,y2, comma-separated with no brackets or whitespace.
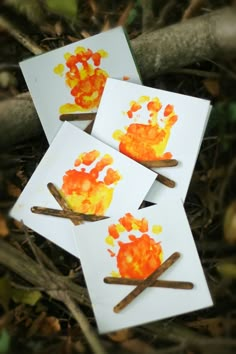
0,0,236,353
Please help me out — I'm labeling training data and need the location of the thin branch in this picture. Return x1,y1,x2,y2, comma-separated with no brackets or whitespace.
61,292,108,354
0,15,45,55
0,239,90,308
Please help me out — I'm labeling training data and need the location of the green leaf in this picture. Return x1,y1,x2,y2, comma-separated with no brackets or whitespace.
0,330,10,354
12,288,42,306
0,277,11,312
45,0,77,19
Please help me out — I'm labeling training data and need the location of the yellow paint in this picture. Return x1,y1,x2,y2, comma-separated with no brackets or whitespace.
152,225,163,234
53,63,64,77
105,235,115,246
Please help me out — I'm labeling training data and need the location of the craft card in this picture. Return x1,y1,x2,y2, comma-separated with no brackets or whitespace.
92,78,211,203
20,27,141,143
74,201,213,333
10,122,156,256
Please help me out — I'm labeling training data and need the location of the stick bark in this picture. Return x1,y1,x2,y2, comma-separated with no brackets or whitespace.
1,7,236,148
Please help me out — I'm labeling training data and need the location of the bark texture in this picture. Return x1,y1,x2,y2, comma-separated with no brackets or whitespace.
0,7,236,148
132,6,236,79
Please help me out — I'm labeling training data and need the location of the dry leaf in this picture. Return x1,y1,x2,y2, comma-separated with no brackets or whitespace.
203,78,220,97
107,328,133,342
39,316,61,336
224,201,236,244
7,182,21,198
0,214,9,237
187,317,225,336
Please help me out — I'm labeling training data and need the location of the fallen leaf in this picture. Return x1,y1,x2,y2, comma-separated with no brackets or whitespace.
7,182,21,198
224,201,236,244
0,215,9,238
187,317,225,336
107,328,133,342
203,78,220,97
39,316,61,335
11,288,42,306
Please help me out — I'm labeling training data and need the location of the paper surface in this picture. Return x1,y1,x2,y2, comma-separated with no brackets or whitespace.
20,27,141,143
92,78,211,203
74,201,213,333
10,122,156,256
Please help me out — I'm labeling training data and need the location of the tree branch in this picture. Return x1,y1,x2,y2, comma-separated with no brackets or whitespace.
0,239,91,308
1,7,236,148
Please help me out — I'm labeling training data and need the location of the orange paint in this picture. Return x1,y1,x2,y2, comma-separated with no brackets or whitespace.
113,96,178,162
106,213,163,279
60,150,121,215
54,47,109,114
117,234,163,279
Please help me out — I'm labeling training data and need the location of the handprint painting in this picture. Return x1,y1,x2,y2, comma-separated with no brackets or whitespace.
105,213,163,279
54,47,109,114
74,202,213,333
10,123,156,256
112,96,178,162
19,27,141,143
92,78,211,203
60,150,121,216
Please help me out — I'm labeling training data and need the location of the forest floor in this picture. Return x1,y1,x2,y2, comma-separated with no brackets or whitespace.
0,1,236,353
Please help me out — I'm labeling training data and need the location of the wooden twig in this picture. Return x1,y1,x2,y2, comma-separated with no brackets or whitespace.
140,159,178,168
62,292,108,354
104,277,193,289
0,15,44,55
31,206,108,222
182,0,206,20
117,1,134,27
47,182,81,225
0,239,90,307
59,113,96,122
1,8,236,148
156,173,176,188
113,252,180,313
0,236,106,353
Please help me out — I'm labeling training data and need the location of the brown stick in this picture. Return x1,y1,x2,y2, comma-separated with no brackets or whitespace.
104,277,193,289
140,159,178,168
31,206,108,222
59,113,96,121
113,252,181,313
47,182,81,225
156,173,176,188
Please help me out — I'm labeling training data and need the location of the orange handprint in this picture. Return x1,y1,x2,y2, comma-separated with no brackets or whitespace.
105,213,163,279
60,150,121,216
54,46,109,114
113,96,178,162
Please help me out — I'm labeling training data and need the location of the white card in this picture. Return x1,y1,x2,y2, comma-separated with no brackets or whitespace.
92,78,211,203
74,201,213,333
10,122,156,256
20,27,141,143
